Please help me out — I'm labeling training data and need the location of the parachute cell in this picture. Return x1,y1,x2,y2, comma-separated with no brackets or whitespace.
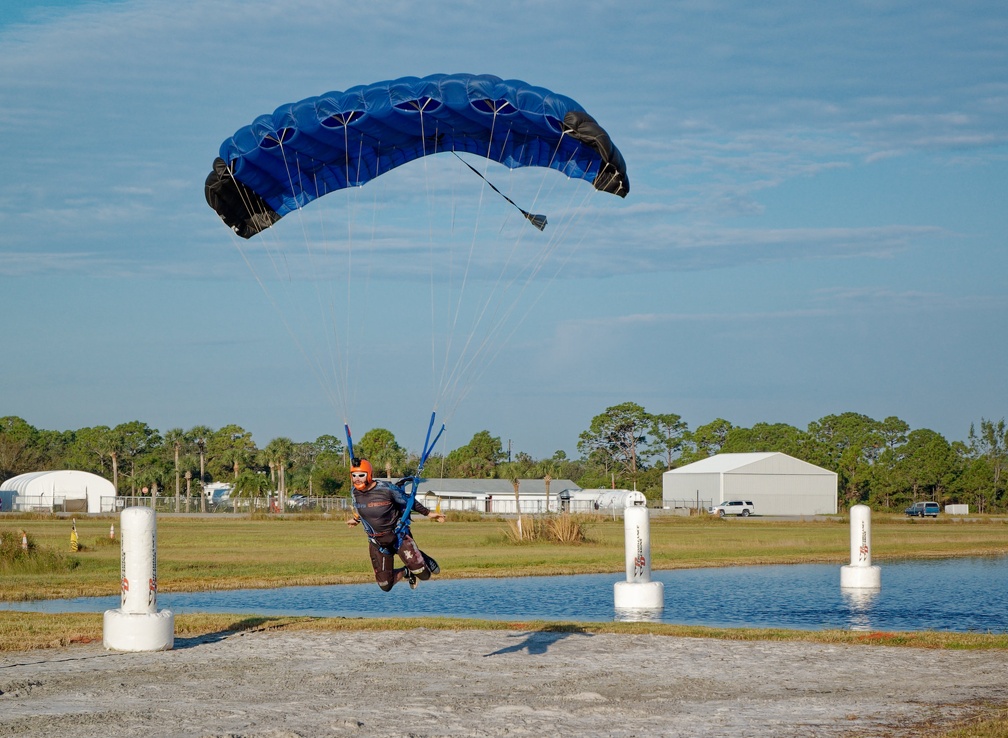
205,73,628,238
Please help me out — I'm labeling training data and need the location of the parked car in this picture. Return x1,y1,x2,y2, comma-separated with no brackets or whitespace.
287,494,309,510
709,500,755,517
905,501,940,517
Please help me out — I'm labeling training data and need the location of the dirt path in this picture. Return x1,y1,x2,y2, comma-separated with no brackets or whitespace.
1,629,1005,737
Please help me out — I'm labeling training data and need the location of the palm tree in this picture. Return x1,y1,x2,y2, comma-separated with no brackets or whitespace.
264,437,295,510
512,478,522,537
210,425,258,482
109,448,120,493
188,425,213,513
232,470,271,516
220,446,247,480
164,427,186,513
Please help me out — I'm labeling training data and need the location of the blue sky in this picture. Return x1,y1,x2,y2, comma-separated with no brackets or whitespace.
2,0,1006,459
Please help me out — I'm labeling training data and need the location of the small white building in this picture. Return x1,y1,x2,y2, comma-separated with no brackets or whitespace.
408,478,580,514
405,480,649,514
558,488,609,513
1,470,115,513
591,488,647,514
663,452,837,516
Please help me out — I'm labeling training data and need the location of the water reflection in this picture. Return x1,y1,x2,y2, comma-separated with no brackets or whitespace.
2,556,1005,633
613,607,665,623
840,587,881,631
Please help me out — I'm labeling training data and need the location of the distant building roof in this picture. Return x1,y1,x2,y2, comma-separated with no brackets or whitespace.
665,452,833,476
405,478,580,496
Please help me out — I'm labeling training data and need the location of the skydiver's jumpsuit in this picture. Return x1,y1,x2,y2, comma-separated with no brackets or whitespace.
350,480,435,591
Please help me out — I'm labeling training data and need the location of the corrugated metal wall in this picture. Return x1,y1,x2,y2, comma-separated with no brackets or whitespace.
663,472,721,504
723,473,837,515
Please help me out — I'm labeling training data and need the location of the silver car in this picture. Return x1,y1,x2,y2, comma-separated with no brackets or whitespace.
709,500,755,517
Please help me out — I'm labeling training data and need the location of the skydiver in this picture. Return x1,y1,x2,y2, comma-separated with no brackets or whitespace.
345,458,445,591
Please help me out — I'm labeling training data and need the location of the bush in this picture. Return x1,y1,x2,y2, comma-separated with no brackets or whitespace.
546,514,587,543
503,514,589,544
444,510,486,523
0,529,79,575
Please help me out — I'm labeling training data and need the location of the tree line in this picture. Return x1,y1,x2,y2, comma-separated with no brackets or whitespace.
1,405,1006,512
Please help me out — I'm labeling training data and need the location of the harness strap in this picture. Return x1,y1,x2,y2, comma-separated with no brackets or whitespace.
369,536,397,557
392,413,445,547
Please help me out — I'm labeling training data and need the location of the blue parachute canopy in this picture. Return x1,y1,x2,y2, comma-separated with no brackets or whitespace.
205,73,628,238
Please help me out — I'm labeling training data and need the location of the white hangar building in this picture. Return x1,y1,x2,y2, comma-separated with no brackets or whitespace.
0,470,114,514
662,452,837,516
410,478,581,514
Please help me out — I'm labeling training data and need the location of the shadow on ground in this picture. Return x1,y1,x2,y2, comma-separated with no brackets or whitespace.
484,624,593,657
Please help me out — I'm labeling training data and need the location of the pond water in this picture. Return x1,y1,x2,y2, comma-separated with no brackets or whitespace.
3,557,1005,633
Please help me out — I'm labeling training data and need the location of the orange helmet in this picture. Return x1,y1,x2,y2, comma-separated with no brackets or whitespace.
351,458,373,490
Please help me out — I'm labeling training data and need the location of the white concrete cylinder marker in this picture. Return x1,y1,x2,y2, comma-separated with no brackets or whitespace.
103,506,174,651
613,506,664,610
840,503,881,589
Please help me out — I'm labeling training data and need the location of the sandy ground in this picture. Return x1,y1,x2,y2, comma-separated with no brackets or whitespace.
1,628,1006,737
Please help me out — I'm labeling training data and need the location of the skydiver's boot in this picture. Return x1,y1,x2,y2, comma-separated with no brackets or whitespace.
422,551,440,576
407,569,419,589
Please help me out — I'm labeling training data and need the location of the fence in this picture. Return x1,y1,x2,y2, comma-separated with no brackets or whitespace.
1,495,92,513
662,498,714,512
4,493,707,517
109,495,353,514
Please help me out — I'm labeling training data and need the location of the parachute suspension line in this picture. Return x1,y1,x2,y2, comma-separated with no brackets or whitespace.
487,146,604,318
436,139,559,410
338,126,358,425
335,125,377,427
432,158,485,418
484,136,598,291
287,149,349,419
450,185,601,412
307,165,352,420
417,109,445,407
273,139,359,423
436,118,556,418
436,141,604,420
451,153,547,231
224,159,344,415
228,235,343,414
434,109,518,410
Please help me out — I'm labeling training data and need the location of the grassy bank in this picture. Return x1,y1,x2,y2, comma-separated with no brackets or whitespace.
4,610,1008,653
